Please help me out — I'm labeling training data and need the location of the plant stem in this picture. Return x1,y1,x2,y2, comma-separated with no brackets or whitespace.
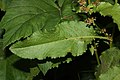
88,0,91,4
95,49,100,65
94,41,100,65
115,0,118,4
77,73,80,80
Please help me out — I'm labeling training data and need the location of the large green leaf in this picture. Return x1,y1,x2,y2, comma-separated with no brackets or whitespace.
99,66,120,80
0,55,28,80
0,0,77,48
0,0,60,48
96,2,120,30
10,21,96,60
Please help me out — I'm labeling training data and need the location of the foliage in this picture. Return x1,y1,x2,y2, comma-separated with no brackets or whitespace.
0,0,120,80
96,47,120,79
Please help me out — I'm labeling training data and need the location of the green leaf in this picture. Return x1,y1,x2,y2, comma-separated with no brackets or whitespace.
96,47,120,78
99,66,120,80
0,0,60,48
0,55,28,80
10,21,96,60
96,2,120,30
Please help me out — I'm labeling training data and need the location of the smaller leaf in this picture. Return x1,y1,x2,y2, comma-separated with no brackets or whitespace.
38,62,53,75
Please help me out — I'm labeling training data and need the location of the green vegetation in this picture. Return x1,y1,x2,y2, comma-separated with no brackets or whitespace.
0,0,120,80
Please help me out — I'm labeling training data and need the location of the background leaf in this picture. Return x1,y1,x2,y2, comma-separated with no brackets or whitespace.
10,21,96,60
96,2,120,30
0,55,28,80
0,0,60,48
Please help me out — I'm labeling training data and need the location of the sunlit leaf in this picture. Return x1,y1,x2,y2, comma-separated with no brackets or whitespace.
10,21,96,60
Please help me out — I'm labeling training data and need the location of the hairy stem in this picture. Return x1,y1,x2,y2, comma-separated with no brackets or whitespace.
94,41,100,65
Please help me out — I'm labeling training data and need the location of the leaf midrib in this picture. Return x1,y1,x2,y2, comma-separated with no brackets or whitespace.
12,36,109,48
